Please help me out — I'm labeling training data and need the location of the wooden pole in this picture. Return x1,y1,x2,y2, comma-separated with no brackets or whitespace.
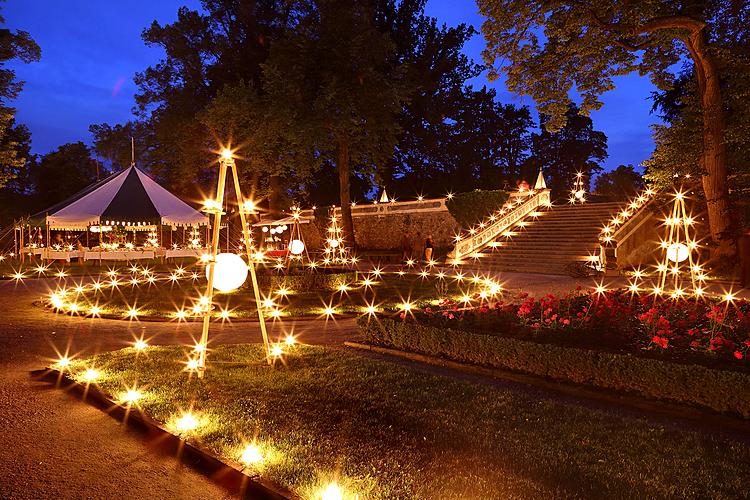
197,160,228,374
230,160,271,363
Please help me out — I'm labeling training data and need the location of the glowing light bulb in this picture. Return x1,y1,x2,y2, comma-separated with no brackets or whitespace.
134,339,148,350
84,369,99,382
241,444,264,465
174,412,199,432
284,334,296,346
121,389,142,404
221,148,232,160
56,356,72,368
271,345,284,357
321,482,343,500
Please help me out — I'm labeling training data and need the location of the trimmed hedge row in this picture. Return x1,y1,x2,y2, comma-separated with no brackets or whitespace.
445,190,509,228
255,271,357,291
358,317,750,418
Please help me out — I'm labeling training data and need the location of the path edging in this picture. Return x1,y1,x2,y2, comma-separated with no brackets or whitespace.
31,368,297,500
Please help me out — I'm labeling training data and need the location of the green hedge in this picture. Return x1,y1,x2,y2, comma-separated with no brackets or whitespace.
256,271,357,291
446,190,509,228
358,317,750,418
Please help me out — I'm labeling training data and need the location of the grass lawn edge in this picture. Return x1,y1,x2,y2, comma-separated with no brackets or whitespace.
344,340,750,436
31,367,296,500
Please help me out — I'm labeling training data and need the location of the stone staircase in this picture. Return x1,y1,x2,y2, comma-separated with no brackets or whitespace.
476,202,623,275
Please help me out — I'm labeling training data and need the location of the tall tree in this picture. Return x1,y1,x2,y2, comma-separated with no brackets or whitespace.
526,104,607,198
133,1,302,197
477,0,735,253
594,164,645,201
0,2,40,188
89,121,153,172
36,143,99,206
263,0,409,246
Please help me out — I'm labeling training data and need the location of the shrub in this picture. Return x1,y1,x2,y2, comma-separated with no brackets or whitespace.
358,317,750,417
446,190,509,228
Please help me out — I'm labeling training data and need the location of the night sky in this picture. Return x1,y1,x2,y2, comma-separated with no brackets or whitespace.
5,0,660,172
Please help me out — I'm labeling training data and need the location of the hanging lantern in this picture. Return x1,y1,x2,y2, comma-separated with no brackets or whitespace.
209,253,248,292
289,239,305,255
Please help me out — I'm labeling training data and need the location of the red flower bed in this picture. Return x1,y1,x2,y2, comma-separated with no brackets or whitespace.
408,288,750,368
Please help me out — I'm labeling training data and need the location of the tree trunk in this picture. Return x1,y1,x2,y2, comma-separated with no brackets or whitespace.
337,136,356,248
269,174,282,217
686,30,733,255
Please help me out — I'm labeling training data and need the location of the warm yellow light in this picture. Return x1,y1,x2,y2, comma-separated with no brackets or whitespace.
323,307,336,316
174,412,199,432
284,334,296,346
90,306,101,316
269,309,282,319
193,343,205,353
723,292,736,302
321,482,344,500
220,148,232,160
134,339,148,350
56,356,72,368
271,345,284,357
126,308,138,319
186,358,200,371
240,444,264,466
84,368,99,382
121,389,142,404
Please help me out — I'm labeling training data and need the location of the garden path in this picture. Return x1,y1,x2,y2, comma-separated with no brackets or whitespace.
0,277,357,499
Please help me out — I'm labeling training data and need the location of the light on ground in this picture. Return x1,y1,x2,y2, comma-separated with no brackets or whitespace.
174,412,199,432
320,482,344,500
241,444,264,466
84,369,99,382
121,389,142,404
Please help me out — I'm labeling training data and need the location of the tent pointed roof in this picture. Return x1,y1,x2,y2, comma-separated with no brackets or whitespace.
30,166,208,229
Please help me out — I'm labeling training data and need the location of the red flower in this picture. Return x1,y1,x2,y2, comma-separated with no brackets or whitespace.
734,351,743,360
652,336,668,349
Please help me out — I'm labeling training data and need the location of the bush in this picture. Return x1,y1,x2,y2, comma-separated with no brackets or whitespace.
256,270,357,291
446,190,509,228
358,317,750,417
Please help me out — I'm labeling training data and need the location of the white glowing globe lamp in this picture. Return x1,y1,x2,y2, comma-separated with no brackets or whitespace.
208,253,248,292
575,190,585,199
289,239,305,255
666,243,689,263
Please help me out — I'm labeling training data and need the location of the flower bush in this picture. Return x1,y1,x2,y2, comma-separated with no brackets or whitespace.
405,288,750,366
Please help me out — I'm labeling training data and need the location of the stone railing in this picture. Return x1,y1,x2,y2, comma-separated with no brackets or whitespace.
447,189,551,261
299,197,448,219
598,196,658,270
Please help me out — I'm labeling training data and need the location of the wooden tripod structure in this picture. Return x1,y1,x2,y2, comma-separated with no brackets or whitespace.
655,190,704,297
197,150,271,374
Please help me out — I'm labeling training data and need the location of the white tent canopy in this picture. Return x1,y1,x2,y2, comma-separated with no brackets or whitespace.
31,166,208,230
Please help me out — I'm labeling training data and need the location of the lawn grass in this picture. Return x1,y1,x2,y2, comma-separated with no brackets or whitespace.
68,344,750,499
0,258,200,279
59,271,471,319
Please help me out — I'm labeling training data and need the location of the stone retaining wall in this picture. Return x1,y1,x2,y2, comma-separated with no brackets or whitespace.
299,209,460,251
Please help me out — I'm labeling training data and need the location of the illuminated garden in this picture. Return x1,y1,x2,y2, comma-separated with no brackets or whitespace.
1,1,750,499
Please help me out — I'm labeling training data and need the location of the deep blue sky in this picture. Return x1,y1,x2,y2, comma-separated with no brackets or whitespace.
5,0,659,171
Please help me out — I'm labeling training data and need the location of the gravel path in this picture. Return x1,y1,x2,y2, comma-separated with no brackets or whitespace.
0,277,358,499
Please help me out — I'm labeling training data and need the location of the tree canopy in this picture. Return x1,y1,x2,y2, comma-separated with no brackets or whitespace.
594,164,646,201
0,1,40,189
477,0,740,252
